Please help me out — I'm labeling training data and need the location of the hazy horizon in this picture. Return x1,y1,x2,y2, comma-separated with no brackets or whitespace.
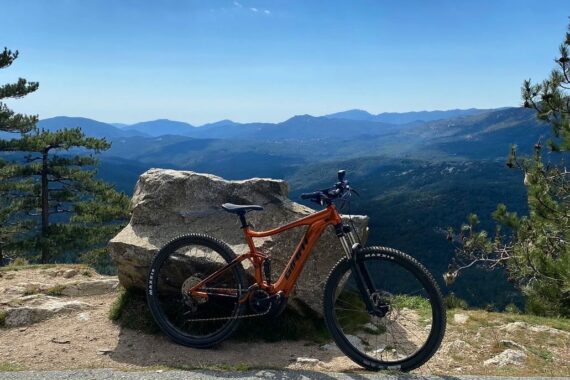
39,105,510,127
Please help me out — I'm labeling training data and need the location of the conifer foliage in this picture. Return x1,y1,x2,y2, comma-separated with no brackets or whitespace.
0,47,39,263
0,48,38,134
0,48,129,267
448,22,570,317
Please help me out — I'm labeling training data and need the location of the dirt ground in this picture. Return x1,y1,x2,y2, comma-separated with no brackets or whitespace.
1,266,569,377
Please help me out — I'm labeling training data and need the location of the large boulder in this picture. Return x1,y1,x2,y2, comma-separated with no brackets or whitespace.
108,169,368,316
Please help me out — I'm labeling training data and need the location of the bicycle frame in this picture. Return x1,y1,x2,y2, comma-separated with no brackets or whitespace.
189,204,343,301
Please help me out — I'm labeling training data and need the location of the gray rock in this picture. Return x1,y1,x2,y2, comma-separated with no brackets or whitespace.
443,339,472,354
322,335,367,353
295,357,320,364
60,279,119,297
108,169,368,316
500,321,570,336
483,349,527,367
3,294,91,327
62,269,79,279
499,339,527,351
453,313,469,324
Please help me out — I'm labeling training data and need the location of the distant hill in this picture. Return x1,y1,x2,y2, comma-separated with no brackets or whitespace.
37,117,148,138
326,108,492,124
122,119,196,137
199,119,240,128
110,123,130,128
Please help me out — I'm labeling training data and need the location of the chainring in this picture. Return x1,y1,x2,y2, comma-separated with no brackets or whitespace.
248,289,272,314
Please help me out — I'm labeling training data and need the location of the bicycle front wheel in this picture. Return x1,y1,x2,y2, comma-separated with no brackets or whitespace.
147,234,247,348
323,246,446,371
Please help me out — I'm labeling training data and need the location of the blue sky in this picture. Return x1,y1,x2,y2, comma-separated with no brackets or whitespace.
1,1,569,125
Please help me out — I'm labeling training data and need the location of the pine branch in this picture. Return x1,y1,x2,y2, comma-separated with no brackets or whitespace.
0,78,39,100
0,48,18,69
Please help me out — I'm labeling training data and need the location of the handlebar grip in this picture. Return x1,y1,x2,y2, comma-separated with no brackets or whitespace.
301,191,321,200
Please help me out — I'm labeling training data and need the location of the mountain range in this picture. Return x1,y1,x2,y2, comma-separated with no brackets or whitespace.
325,108,493,124
33,106,546,164
29,108,499,139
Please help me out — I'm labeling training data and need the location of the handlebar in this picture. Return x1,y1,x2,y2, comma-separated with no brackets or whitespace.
300,170,356,206
300,191,322,200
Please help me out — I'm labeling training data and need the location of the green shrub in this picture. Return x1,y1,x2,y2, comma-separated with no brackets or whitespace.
80,248,117,276
22,284,40,296
504,303,521,314
45,284,66,296
10,258,29,267
109,287,160,334
444,292,469,310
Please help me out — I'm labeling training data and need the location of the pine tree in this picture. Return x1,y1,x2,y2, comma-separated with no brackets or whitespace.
0,128,130,264
0,47,39,263
447,21,570,317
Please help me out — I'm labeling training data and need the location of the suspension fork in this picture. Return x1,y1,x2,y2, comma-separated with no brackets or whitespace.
337,224,376,314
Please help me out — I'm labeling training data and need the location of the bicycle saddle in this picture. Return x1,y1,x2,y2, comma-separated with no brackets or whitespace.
221,203,263,214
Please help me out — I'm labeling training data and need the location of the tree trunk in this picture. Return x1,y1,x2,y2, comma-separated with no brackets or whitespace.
41,150,49,263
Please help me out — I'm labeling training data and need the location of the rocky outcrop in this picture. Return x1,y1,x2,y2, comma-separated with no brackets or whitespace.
2,294,91,327
0,267,119,327
500,321,570,336
108,169,368,316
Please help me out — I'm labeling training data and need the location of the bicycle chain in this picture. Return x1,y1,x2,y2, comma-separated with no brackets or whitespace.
184,292,277,322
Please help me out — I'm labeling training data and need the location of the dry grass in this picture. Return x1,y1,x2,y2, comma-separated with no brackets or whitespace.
431,309,570,377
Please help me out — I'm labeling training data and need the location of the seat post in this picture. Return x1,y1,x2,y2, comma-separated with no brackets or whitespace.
238,213,248,228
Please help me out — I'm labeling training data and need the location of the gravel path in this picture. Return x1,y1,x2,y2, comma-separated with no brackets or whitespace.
0,369,569,380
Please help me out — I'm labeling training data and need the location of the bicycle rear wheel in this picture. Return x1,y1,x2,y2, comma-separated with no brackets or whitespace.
147,234,247,348
323,246,446,371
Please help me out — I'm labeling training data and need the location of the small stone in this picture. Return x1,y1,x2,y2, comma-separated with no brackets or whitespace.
62,269,79,279
344,334,365,352
4,273,15,280
500,339,527,351
97,348,113,355
484,349,527,367
363,322,379,332
321,336,370,353
77,312,90,322
18,327,27,332
320,343,339,351
295,357,319,364
453,313,469,324
51,337,70,344
443,339,472,354
255,370,275,378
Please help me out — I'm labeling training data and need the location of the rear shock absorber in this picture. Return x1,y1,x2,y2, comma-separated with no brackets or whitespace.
263,257,272,285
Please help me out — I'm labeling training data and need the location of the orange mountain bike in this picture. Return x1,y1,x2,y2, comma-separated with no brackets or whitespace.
147,171,446,371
